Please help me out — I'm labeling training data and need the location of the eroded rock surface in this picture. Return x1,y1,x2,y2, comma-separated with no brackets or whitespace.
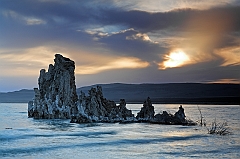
71,86,134,123
136,97,155,121
153,106,186,125
135,97,195,125
28,54,78,119
28,54,134,122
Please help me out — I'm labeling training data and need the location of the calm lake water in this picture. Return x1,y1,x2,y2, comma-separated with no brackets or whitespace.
0,103,240,159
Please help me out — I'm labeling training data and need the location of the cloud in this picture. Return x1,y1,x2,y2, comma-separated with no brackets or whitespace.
0,0,240,91
2,10,46,25
215,46,240,66
25,18,46,25
1,0,240,33
126,32,158,44
92,29,166,62
76,57,149,74
109,0,236,12
0,46,57,76
208,78,240,84
0,45,149,77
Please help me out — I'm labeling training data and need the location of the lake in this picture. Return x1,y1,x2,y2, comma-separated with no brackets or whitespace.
0,103,239,158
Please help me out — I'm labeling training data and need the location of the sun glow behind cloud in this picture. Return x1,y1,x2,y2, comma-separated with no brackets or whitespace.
159,50,190,69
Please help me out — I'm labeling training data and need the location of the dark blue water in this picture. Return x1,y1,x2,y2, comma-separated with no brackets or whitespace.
0,103,239,158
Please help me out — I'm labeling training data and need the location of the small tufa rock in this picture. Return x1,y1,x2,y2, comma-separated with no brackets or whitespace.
135,97,194,125
152,105,188,125
136,97,155,121
174,105,186,123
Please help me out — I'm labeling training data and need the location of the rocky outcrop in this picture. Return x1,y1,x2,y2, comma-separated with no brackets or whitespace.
153,105,186,125
28,54,134,122
135,97,195,125
28,54,195,126
28,54,78,119
136,97,155,121
71,86,134,123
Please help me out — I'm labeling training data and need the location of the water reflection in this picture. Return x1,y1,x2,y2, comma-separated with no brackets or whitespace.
33,119,74,131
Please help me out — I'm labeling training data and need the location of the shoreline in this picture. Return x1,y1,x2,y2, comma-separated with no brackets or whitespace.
1,98,239,105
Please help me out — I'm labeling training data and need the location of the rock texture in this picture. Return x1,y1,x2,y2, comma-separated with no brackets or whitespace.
28,54,134,122
71,86,134,123
153,106,186,125
28,54,195,126
136,97,155,121
135,97,194,125
28,54,78,119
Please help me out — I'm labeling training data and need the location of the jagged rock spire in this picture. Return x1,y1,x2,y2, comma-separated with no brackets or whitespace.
28,54,78,119
136,97,155,120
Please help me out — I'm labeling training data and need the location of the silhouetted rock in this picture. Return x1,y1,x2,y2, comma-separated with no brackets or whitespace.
135,97,195,125
136,97,155,121
28,54,78,119
118,99,134,119
174,105,186,123
154,111,174,124
152,105,194,125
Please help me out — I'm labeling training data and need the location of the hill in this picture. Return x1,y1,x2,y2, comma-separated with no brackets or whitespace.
77,83,240,104
0,83,239,104
0,89,34,103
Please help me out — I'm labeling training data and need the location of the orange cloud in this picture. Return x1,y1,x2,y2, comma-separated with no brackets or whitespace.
215,46,240,66
208,78,240,84
0,46,68,76
0,46,150,76
158,8,238,68
76,57,149,74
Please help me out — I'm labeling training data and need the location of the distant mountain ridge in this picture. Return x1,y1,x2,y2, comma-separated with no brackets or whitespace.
77,83,240,104
0,83,240,104
0,89,34,103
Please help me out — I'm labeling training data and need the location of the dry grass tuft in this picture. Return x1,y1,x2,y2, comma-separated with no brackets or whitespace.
207,119,231,135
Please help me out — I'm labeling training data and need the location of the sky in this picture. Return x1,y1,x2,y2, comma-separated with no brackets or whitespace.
0,0,240,92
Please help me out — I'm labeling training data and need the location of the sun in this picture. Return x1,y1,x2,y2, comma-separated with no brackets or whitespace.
161,50,190,69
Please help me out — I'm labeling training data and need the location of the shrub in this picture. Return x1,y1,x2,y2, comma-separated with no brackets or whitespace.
206,119,231,135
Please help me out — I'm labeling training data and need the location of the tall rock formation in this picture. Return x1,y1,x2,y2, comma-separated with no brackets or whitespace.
28,54,134,122
28,54,78,119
